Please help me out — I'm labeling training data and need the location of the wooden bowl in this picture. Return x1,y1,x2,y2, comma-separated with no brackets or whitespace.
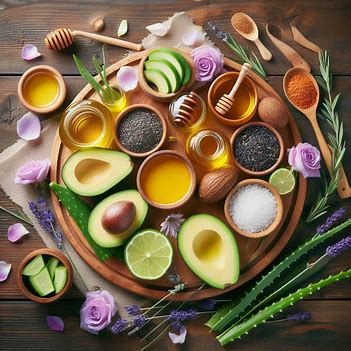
224,178,283,238
138,48,195,103
230,121,284,176
17,248,73,303
208,71,258,126
114,104,167,158
17,65,66,114
137,150,196,209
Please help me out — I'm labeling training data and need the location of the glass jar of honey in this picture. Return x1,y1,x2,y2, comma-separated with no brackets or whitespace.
186,129,230,170
59,99,114,151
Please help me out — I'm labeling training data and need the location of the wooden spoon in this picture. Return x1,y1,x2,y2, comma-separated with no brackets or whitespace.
283,67,350,198
231,13,272,61
215,63,251,115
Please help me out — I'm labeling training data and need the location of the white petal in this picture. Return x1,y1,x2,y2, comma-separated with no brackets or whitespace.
7,223,29,243
169,326,187,344
0,261,11,282
116,66,138,91
117,19,128,37
22,44,42,61
145,22,170,37
182,27,205,47
17,112,41,140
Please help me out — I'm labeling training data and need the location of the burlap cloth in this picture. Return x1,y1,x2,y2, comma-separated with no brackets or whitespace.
0,12,213,317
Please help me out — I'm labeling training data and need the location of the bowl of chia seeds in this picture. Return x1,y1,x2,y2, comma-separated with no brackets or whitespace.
115,104,167,158
230,122,284,176
224,178,284,238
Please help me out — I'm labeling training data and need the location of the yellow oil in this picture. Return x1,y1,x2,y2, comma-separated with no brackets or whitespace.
101,86,127,115
71,113,103,144
24,73,59,107
141,155,192,205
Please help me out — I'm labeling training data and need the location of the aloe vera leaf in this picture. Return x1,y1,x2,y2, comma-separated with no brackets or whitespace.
92,56,109,88
50,182,112,261
218,268,351,345
73,54,103,99
207,219,351,331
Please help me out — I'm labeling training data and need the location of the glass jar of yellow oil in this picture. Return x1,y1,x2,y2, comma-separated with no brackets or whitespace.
100,85,127,115
59,100,115,151
186,129,230,170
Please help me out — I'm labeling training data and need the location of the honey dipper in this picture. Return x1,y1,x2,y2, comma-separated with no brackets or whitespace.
45,28,143,51
215,63,251,116
174,91,199,127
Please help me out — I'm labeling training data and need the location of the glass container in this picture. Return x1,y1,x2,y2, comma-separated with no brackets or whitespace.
100,84,127,115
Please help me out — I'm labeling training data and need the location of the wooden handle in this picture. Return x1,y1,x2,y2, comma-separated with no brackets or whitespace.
290,25,322,53
253,38,272,61
266,24,310,71
229,63,251,97
309,115,350,198
73,30,143,51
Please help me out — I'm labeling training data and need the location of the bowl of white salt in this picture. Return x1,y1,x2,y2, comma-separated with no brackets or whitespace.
224,179,283,238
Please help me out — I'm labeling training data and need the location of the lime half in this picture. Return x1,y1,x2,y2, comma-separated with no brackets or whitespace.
125,229,173,280
269,168,296,195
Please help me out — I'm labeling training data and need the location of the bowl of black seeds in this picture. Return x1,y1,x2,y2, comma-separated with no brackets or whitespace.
231,122,284,176
115,104,167,157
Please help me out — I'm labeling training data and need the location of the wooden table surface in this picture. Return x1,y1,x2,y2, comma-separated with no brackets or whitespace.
0,1,350,350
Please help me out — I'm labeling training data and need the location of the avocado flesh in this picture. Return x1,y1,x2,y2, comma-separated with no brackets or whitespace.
144,69,171,94
62,148,133,197
88,190,148,248
178,214,240,289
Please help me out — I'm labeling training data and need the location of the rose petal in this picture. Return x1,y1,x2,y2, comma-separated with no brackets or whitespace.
145,22,170,36
47,316,64,332
22,44,42,61
182,27,205,47
7,223,29,243
0,261,11,282
169,326,187,344
17,112,41,140
116,66,138,92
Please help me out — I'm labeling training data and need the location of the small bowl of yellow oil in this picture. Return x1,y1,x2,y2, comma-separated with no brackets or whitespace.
18,65,66,114
208,71,257,126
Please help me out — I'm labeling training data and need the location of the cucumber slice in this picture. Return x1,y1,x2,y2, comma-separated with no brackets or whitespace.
53,266,67,294
144,59,180,92
144,69,171,94
47,257,60,279
22,255,45,276
29,266,55,297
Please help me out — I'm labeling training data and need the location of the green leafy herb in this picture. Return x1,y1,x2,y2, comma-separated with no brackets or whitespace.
0,205,33,226
306,51,346,222
207,21,267,79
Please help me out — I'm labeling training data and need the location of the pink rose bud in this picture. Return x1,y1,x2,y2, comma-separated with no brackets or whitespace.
15,159,51,185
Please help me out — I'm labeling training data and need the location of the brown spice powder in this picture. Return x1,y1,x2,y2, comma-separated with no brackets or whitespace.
232,14,254,34
287,74,317,109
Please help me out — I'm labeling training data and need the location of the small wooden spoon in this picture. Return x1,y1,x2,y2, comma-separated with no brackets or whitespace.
215,63,251,116
231,13,272,61
283,67,350,199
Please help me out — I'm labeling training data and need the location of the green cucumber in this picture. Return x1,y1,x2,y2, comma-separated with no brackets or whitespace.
22,255,45,276
29,266,55,297
47,257,59,279
50,182,112,261
54,266,67,294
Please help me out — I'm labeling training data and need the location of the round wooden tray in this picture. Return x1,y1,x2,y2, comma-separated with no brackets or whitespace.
51,51,307,301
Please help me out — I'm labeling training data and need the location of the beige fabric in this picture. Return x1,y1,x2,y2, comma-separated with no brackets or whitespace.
0,12,211,316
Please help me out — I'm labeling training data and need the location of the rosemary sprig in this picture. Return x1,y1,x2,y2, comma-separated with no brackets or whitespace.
306,51,346,222
207,21,267,79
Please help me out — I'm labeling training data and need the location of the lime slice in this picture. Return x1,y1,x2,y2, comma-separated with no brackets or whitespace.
125,229,173,280
269,168,296,195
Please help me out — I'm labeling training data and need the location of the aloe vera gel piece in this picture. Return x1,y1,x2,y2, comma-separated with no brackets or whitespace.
21,255,45,276
29,266,55,297
47,257,59,279
54,266,67,294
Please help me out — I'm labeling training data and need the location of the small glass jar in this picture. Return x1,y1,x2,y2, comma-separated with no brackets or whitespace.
100,84,127,115
168,91,206,133
59,99,115,151
186,129,230,170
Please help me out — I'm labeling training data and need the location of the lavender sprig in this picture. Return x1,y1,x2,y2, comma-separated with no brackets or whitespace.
111,318,128,334
268,311,311,323
316,208,345,235
326,236,351,257
125,304,141,316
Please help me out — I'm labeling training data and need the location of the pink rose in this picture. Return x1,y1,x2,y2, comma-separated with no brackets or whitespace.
80,290,117,335
288,143,321,178
15,159,51,185
191,45,224,82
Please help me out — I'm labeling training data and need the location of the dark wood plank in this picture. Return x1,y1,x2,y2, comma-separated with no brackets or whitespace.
0,300,350,351
0,1,351,75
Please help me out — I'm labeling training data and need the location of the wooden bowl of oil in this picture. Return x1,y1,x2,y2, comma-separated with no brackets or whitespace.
18,65,66,114
208,71,258,126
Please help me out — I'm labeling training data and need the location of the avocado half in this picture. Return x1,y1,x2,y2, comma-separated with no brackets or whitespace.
62,148,133,196
88,189,148,248
178,214,240,289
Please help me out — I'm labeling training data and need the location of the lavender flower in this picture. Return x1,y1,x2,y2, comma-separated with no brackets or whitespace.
317,208,345,234
168,308,197,329
168,272,181,285
132,315,146,328
287,312,311,321
207,21,228,41
200,299,216,311
124,304,141,316
111,318,128,334
160,213,185,238
326,236,351,257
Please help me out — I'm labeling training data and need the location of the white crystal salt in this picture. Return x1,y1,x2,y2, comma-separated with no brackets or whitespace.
229,184,277,233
